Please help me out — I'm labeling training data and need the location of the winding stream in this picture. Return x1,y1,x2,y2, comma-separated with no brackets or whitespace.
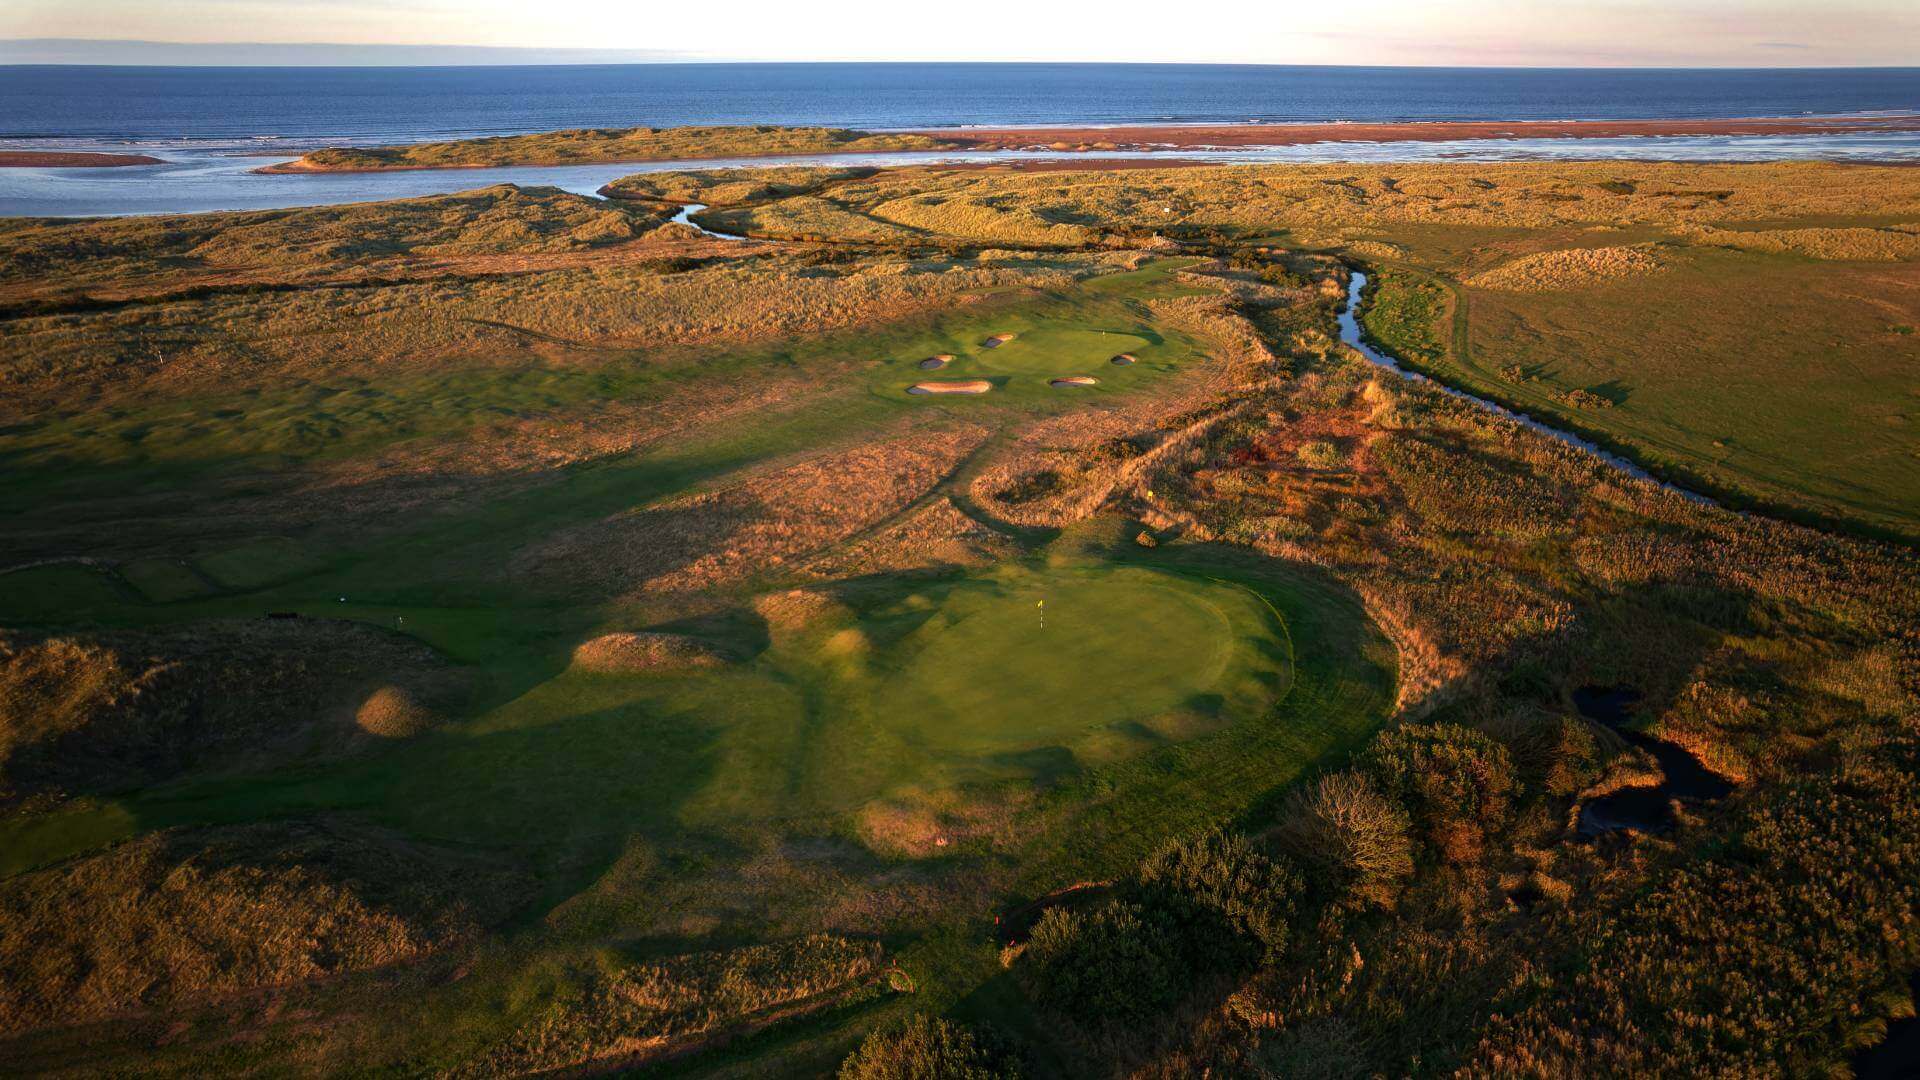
668,201,747,241
1339,270,1714,506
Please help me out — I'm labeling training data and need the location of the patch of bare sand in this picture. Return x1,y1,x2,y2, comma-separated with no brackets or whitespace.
517,425,990,598
907,379,991,395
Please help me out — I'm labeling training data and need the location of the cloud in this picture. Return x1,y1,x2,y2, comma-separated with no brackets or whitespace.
1755,41,1813,49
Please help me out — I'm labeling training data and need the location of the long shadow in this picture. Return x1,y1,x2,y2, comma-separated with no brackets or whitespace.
122,695,728,917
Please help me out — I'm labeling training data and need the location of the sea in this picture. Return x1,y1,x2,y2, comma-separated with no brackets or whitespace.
3,63,1919,217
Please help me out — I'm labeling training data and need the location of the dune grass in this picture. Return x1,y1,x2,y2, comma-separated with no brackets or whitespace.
281,126,961,172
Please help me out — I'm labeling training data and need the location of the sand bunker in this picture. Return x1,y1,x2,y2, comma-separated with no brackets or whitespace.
570,632,731,673
1050,376,1099,388
918,354,955,370
355,685,441,739
1110,353,1136,366
982,333,1016,348
1467,245,1667,292
908,380,993,395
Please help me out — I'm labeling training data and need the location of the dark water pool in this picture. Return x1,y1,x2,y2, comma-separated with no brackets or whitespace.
1572,686,1733,838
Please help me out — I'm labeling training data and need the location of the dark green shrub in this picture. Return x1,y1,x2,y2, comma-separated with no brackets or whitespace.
1020,900,1185,1028
1137,826,1304,964
839,1015,1022,1079
1359,723,1518,861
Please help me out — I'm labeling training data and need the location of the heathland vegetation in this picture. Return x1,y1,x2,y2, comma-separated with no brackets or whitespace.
0,149,1915,1076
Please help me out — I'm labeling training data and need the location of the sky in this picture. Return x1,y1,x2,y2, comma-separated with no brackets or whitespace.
4,0,1919,67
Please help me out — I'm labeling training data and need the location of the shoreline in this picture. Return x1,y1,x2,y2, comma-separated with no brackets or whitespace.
248,114,1920,175
0,150,164,169
251,144,959,175
920,114,1920,151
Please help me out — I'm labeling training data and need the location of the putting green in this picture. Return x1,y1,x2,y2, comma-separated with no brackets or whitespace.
689,560,1299,810
864,564,1273,755
880,323,1173,399
967,329,1153,378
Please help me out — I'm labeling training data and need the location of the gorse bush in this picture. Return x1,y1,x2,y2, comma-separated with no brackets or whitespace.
839,1015,1023,1080
1136,826,1304,965
1275,771,1414,909
1020,900,1187,1029
1358,723,1519,863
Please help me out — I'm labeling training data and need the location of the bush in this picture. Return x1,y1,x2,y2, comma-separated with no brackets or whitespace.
839,1015,1022,1080
1359,724,1518,862
1137,826,1303,964
1020,900,1186,1028
1297,440,1344,468
1275,772,1414,909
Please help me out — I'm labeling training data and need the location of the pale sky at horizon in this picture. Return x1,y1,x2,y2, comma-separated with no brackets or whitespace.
5,0,1919,68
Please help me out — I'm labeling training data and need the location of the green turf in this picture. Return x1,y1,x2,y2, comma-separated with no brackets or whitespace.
119,557,219,603
1356,238,1920,540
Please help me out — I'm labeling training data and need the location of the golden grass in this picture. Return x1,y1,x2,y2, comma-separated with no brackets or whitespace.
353,685,441,738
0,185,669,306
517,425,990,597
601,165,875,206
714,161,1920,247
282,125,959,172
1680,224,1920,261
1,619,452,808
569,632,732,673
0,820,524,1031
1465,245,1669,291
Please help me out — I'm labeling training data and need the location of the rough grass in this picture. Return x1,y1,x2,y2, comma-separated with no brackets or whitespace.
601,165,875,206
284,126,959,172
0,819,525,1032
0,618,453,815
1464,244,1668,291
0,184,670,307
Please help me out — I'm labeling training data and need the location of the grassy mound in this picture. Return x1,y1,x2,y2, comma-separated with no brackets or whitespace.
355,685,443,738
0,620,453,811
1466,245,1668,291
601,165,875,207
0,820,525,1032
569,632,732,673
